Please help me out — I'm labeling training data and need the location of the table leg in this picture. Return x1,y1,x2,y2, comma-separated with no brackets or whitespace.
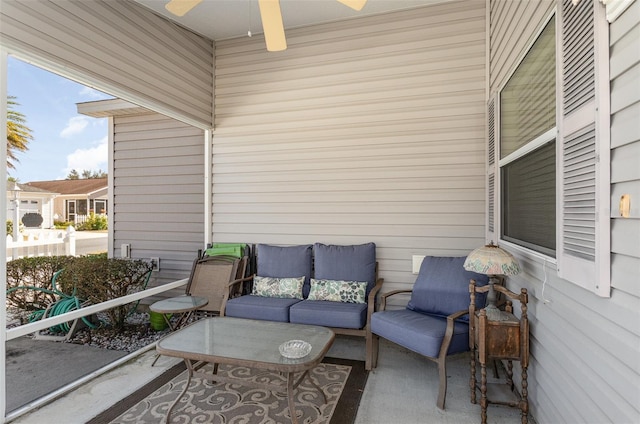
470,349,477,404
165,359,193,424
480,363,488,424
521,364,529,424
286,372,299,424
305,372,327,404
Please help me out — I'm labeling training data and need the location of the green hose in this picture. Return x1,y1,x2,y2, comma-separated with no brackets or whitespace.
44,296,99,333
9,269,101,334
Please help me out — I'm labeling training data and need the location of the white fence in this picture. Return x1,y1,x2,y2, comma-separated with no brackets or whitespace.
5,226,76,261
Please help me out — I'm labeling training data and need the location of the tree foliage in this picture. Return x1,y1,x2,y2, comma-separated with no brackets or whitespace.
7,96,32,170
66,169,107,179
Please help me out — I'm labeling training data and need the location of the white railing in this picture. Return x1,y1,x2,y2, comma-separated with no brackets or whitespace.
3,278,187,423
6,278,186,341
5,227,76,261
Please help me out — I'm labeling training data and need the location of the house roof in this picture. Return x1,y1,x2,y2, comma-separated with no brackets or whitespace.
7,181,58,195
26,178,107,196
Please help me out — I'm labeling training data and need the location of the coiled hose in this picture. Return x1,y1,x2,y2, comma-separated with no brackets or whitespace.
39,295,99,333
6,285,100,333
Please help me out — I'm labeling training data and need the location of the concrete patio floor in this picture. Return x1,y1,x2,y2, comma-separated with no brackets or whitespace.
9,336,530,423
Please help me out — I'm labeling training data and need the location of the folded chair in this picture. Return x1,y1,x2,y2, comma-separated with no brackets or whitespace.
370,256,489,409
186,253,248,316
152,250,248,326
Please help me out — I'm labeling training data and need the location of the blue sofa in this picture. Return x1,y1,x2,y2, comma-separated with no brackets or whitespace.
221,242,383,370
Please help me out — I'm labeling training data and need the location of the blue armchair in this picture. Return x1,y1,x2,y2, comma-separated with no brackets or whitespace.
370,256,489,409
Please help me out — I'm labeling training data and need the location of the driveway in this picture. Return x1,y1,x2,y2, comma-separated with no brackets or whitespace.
74,230,108,256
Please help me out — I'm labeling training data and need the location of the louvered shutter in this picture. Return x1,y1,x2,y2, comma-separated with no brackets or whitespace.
557,0,610,296
487,96,497,244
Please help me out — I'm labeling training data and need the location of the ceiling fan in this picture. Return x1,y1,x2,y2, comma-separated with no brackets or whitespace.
164,0,368,52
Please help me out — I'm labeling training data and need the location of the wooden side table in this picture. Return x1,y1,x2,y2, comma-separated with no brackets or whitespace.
469,282,529,424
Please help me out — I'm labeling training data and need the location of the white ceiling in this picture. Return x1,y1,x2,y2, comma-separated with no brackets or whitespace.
135,0,446,41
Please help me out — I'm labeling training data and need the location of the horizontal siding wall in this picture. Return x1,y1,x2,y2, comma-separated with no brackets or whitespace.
212,0,487,291
113,112,205,299
489,1,640,423
609,1,640,421
0,0,213,128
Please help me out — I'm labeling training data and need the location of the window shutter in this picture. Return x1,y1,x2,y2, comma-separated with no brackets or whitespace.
557,0,610,296
487,96,497,244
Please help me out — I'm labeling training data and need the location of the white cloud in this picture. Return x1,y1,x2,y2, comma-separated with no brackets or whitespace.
60,116,89,138
79,86,105,99
63,136,108,176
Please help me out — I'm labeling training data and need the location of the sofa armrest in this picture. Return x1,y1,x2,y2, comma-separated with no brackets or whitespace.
378,289,412,311
366,277,384,318
220,274,255,316
228,274,254,293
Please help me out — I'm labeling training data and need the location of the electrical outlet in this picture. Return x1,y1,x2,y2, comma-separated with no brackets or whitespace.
150,257,160,272
412,255,425,274
121,244,131,258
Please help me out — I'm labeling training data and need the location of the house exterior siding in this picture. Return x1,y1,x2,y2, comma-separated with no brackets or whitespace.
112,112,205,297
488,1,640,423
0,0,214,128
212,0,488,294
1,1,638,422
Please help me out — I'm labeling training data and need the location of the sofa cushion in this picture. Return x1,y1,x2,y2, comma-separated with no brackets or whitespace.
252,276,305,299
224,295,301,322
256,244,313,296
407,256,489,321
371,309,470,358
308,279,367,303
313,243,376,295
290,300,368,329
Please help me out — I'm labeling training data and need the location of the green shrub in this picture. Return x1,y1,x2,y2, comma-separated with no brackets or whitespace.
6,256,76,311
7,220,13,236
76,213,108,231
58,255,152,330
54,220,73,229
6,254,152,332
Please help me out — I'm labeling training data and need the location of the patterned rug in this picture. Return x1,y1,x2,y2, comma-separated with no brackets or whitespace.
88,357,367,424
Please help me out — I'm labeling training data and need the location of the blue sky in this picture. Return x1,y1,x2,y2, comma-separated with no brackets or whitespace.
7,56,113,183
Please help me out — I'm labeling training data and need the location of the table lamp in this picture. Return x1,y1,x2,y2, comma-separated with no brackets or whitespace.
463,242,521,321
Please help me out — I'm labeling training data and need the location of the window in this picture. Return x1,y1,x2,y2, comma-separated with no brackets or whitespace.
500,17,556,257
489,0,611,297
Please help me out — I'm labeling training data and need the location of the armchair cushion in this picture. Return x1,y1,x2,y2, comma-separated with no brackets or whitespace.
371,309,470,358
313,243,376,294
308,279,367,303
407,256,489,321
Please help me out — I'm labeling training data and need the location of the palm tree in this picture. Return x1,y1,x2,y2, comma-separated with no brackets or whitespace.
7,95,32,169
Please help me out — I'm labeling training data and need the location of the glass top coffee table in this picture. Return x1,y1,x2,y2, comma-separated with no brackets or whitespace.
156,317,335,424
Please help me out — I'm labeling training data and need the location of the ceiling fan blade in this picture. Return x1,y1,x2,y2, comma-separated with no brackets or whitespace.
336,0,367,11
165,0,202,17
258,0,287,52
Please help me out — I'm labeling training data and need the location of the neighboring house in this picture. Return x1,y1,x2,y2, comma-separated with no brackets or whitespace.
26,178,108,225
1,1,639,424
5,181,58,229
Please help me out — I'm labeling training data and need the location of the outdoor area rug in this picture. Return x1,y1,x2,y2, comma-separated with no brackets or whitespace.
88,357,367,424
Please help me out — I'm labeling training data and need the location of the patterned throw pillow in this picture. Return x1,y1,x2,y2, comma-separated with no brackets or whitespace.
308,279,367,303
252,276,305,299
